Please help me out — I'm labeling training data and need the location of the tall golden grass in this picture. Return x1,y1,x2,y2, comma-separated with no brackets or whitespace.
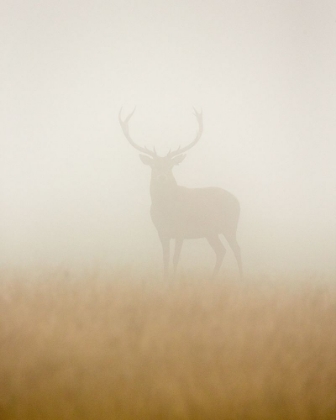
0,268,335,419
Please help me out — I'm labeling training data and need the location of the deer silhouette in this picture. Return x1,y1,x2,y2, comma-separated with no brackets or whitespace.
119,108,242,280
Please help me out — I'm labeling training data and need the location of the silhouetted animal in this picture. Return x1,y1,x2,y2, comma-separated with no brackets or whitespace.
119,108,242,279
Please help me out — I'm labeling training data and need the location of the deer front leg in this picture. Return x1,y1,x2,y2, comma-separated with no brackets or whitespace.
159,235,170,280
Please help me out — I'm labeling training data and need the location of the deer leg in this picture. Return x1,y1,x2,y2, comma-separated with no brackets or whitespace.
206,235,226,279
173,238,183,278
225,234,243,280
159,235,170,280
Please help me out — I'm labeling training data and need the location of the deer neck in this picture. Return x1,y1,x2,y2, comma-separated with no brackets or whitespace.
150,175,178,206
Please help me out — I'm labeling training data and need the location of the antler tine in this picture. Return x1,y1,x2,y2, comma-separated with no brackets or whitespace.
168,107,203,158
166,145,180,157
119,107,156,157
192,107,202,121
118,107,135,127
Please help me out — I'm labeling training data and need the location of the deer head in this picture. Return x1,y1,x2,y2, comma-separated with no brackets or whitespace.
119,107,203,184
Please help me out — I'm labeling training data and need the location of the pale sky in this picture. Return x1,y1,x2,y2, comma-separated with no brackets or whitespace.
1,0,335,276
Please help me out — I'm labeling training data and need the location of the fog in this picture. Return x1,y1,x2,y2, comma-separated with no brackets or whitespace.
1,0,335,276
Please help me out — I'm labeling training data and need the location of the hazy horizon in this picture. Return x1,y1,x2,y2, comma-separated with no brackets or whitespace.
1,0,335,277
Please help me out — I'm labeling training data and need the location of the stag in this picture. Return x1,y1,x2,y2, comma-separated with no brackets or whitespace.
119,108,242,280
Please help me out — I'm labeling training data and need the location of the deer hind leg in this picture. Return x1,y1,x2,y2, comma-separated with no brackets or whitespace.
225,233,243,280
206,234,226,279
173,238,183,278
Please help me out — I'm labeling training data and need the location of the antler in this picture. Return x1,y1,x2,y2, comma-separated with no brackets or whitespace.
167,107,203,158
119,108,157,157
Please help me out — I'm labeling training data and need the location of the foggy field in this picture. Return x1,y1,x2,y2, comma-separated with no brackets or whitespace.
1,1,336,418
0,269,335,420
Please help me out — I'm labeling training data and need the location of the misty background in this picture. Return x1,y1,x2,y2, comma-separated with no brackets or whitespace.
1,0,335,276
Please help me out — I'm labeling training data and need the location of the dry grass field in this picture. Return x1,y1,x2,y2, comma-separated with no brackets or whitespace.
0,268,335,420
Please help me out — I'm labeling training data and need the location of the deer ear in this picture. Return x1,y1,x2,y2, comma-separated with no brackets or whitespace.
171,154,186,165
139,154,153,166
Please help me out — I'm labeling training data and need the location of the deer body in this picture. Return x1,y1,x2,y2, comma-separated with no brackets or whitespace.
150,185,239,239
119,108,242,279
